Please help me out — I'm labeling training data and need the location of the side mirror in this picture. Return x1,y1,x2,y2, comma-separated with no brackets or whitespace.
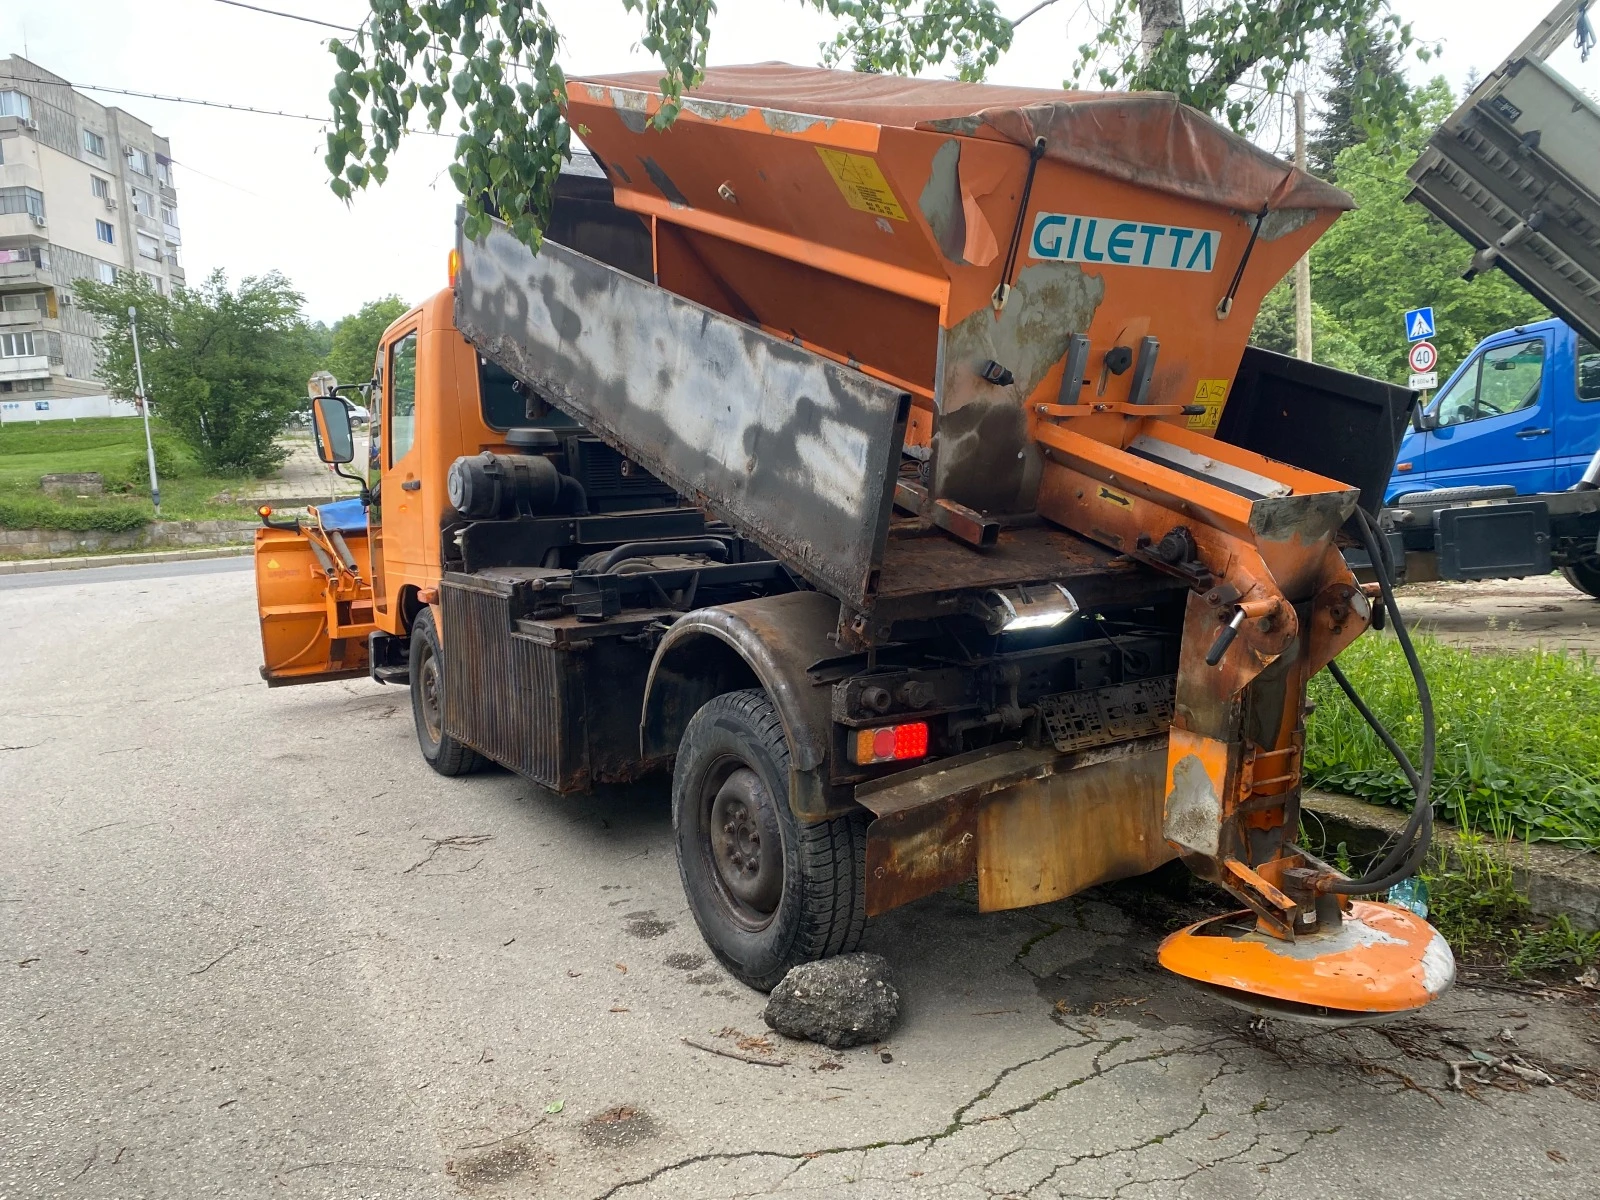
1410,405,1435,434
311,395,355,464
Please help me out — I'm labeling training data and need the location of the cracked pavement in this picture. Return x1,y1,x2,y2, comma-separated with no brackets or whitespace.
4,561,1599,1199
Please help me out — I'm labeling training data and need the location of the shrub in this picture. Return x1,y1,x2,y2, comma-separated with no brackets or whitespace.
0,497,150,533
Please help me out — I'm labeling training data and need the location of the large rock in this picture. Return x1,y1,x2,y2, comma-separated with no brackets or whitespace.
762,953,899,1049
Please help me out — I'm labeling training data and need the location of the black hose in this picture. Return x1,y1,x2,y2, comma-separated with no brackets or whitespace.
558,474,589,516
1320,507,1436,895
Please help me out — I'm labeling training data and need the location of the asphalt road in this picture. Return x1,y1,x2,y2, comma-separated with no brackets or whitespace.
4,566,1599,1199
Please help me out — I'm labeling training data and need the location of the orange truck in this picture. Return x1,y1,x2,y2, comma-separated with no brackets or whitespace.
256,67,1453,1021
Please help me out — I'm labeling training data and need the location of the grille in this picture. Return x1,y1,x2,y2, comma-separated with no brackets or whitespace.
1037,675,1176,754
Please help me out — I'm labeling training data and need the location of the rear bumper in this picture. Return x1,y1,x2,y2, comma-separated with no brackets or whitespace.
855,734,1174,917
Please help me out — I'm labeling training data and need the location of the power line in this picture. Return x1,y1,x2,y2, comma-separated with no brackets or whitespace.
63,81,453,137
206,0,360,34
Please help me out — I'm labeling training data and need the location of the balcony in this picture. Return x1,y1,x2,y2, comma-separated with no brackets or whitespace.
0,212,47,240
163,222,181,246
0,354,51,382
0,309,46,329
0,259,50,290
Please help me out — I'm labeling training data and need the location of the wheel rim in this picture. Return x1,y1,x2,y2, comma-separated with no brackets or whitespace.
419,645,443,747
704,762,782,926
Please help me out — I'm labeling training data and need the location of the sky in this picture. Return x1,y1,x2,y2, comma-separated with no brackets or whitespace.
2,0,1594,325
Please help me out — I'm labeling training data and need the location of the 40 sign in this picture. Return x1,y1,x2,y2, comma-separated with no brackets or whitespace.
1408,341,1438,373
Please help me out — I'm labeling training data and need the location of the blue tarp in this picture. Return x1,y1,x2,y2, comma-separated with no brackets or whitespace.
315,497,367,534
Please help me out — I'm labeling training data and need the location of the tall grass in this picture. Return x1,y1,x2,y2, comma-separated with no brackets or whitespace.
1306,633,1600,848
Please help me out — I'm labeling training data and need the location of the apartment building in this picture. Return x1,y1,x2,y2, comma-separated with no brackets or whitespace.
0,56,186,402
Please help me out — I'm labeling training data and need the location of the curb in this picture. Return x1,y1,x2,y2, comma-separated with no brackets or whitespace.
0,545,252,575
1304,791,1600,933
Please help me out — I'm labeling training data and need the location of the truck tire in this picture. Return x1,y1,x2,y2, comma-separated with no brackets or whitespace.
409,608,487,776
672,688,867,991
1562,560,1600,600
1391,484,1517,506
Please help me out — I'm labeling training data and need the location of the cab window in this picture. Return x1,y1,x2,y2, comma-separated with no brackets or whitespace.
1435,338,1545,428
479,355,578,431
1579,337,1600,402
388,331,418,464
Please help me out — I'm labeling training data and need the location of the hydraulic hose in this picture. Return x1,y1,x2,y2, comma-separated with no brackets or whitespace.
1320,507,1437,895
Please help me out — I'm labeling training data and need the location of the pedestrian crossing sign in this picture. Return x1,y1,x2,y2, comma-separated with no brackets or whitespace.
1404,307,1436,342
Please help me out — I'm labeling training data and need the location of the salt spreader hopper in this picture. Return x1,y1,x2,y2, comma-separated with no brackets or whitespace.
448,67,1454,1020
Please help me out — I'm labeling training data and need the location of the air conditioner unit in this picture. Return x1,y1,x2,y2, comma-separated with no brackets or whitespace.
30,214,46,228
104,197,118,211
20,117,38,132
60,293,73,306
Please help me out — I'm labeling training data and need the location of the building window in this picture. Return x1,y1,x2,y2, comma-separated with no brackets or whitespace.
156,158,173,187
95,262,116,284
91,176,110,199
0,186,46,220
0,331,37,358
160,205,179,227
131,187,155,217
96,220,115,244
0,292,46,313
137,233,160,261
83,129,107,157
0,91,32,121
126,147,152,176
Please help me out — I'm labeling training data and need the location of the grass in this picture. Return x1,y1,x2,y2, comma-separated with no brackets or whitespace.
0,416,263,527
1305,632,1600,849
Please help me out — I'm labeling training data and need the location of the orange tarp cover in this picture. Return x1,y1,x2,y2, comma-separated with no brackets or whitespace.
575,64,1353,215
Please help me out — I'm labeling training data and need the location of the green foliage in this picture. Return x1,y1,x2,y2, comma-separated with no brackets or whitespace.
130,439,180,487
1305,633,1600,848
1310,78,1549,383
325,295,409,389
76,270,318,476
330,0,1433,253
1419,841,1600,977
0,495,149,532
1308,19,1408,178
1249,279,1387,378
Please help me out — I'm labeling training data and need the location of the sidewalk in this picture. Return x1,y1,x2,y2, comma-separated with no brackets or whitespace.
0,545,250,575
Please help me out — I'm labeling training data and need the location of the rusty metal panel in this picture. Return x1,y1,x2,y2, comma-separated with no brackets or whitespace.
864,797,978,917
977,740,1172,912
455,213,912,610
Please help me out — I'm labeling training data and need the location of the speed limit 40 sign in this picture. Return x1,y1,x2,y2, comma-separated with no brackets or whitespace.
1408,341,1438,373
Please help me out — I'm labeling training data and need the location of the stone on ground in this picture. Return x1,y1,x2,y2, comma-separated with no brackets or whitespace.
762,953,899,1048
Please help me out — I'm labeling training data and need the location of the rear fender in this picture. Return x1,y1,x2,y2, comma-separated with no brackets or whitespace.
641,590,851,821
255,525,376,686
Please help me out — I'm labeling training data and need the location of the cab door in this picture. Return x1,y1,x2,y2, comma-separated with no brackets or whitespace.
1554,334,1600,489
1414,334,1557,495
380,322,425,607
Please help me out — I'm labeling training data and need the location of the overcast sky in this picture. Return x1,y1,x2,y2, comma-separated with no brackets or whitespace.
2,0,1593,324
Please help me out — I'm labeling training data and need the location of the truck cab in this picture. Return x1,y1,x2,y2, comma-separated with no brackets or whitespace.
1387,318,1600,502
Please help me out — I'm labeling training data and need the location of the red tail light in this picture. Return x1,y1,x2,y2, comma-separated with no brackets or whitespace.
851,721,929,765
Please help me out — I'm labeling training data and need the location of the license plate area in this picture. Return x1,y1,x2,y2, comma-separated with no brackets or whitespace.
1036,675,1176,754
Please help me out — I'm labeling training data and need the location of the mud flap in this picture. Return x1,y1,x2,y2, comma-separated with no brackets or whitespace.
255,526,374,686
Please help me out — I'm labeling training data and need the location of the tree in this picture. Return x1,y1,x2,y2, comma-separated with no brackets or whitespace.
1307,19,1410,178
1250,280,1387,378
325,295,408,389
1309,79,1547,383
77,271,318,476
324,0,1430,253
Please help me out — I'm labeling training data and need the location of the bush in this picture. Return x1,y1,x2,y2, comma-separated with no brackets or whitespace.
130,440,180,486
0,496,150,533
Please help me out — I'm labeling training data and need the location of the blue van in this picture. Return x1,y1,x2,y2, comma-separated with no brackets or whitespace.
1387,318,1600,502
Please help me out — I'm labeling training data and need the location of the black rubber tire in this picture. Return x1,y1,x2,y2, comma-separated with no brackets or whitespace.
409,608,487,776
1562,560,1600,600
1391,484,1517,506
672,688,867,992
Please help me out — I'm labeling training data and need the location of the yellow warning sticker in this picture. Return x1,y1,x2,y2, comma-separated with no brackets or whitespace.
1098,486,1131,508
816,148,907,222
266,558,281,569
1187,378,1230,431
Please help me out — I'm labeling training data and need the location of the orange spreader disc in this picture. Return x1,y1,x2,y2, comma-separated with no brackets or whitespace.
1158,900,1455,1023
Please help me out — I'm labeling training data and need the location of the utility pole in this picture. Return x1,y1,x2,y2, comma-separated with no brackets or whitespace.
128,305,161,516
1293,89,1313,362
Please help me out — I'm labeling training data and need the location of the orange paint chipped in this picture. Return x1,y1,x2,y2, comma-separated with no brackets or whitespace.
1158,901,1456,1017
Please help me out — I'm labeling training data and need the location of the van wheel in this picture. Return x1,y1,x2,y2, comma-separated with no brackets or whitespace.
672,689,867,992
410,608,486,776
1562,560,1600,600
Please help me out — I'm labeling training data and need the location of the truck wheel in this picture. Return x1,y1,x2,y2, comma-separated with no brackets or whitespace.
1562,560,1600,600
672,688,867,992
409,608,486,776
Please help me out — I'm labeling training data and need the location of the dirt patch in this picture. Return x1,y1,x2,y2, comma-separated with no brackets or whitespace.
664,951,706,970
1396,575,1599,656
623,910,673,939
583,1104,657,1149
446,1140,543,1189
